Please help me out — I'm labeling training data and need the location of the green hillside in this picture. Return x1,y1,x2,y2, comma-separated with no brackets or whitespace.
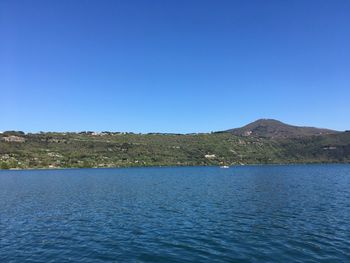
0,121,349,169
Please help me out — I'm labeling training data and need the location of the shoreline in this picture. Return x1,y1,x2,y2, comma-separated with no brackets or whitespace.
1,162,349,172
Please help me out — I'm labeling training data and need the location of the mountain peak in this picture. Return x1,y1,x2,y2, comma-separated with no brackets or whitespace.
249,119,284,125
225,119,338,138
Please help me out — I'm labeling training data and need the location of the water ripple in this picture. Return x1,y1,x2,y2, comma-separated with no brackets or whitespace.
1,165,350,262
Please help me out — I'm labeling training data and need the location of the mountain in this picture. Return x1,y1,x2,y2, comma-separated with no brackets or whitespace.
224,119,338,138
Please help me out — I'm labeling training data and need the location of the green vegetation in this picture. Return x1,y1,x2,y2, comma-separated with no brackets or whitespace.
0,122,349,170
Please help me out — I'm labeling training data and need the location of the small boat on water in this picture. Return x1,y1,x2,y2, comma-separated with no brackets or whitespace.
220,165,230,169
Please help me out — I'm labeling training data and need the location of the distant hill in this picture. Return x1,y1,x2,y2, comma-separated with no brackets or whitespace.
0,119,348,169
224,119,338,138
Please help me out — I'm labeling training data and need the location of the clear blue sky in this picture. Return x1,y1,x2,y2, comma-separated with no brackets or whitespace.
1,0,349,133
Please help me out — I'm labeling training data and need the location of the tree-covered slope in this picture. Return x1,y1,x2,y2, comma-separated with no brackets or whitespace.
224,119,338,138
1,125,349,169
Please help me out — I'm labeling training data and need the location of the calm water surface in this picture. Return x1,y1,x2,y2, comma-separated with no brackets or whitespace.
1,165,350,262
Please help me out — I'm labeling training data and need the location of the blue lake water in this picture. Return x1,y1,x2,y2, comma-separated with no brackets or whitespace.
1,165,350,262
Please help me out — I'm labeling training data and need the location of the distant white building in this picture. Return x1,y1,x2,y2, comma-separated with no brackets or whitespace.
2,136,26,143
91,132,108,136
